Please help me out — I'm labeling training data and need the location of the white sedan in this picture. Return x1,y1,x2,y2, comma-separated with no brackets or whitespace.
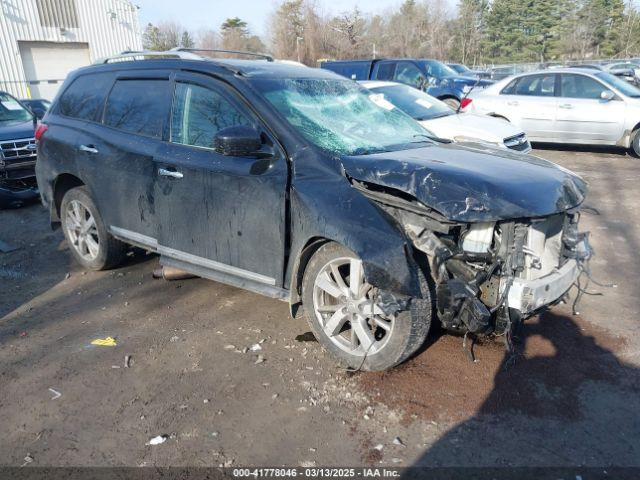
463,68,640,156
360,80,531,153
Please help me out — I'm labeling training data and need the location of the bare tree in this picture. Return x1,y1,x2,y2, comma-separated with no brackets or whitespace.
142,22,195,51
197,29,220,50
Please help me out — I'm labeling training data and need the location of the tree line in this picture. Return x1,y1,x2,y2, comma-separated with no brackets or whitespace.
142,0,640,67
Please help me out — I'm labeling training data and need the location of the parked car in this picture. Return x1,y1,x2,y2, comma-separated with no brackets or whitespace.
37,50,591,371
0,91,39,208
601,62,640,86
603,61,640,77
20,98,51,120
569,64,638,85
486,64,536,81
321,58,493,109
360,80,531,153
447,63,491,79
465,68,640,155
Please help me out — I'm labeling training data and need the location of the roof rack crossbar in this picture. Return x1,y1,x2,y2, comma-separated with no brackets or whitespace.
171,47,274,62
95,50,203,64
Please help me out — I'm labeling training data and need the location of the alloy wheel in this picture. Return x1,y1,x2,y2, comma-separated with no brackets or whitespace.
65,199,100,262
312,257,394,356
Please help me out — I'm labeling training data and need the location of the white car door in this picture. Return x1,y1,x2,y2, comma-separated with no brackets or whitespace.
498,73,558,141
556,73,626,144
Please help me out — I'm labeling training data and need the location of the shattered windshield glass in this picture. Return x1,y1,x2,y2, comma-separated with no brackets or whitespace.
255,78,432,156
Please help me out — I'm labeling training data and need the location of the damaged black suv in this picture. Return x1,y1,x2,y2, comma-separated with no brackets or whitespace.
36,50,591,371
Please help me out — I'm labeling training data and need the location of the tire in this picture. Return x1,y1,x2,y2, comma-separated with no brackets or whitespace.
60,186,126,270
631,129,640,157
442,97,460,110
302,242,431,371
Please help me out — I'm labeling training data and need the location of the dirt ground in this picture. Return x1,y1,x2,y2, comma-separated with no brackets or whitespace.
1,145,639,468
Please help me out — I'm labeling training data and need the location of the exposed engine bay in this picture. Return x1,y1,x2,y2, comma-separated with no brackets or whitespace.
353,179,593,339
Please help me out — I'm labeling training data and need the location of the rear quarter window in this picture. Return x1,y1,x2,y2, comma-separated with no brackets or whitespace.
57,73,114,121
103,79,171,138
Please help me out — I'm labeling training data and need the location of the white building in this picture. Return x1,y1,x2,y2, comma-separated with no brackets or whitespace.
1,0,142,100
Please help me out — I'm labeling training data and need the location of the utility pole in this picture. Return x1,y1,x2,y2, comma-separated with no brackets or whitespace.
296,36,303,63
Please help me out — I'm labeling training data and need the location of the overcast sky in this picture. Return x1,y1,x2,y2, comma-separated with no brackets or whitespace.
135,0,446,37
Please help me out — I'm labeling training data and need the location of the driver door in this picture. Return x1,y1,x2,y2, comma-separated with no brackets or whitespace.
393,61,428,90
555,73,626,143
153,72,288,293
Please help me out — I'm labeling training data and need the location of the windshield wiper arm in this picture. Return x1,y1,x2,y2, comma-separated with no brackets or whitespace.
412,133,452,144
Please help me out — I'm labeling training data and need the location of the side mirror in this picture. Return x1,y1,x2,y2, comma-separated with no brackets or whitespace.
214,126,264,158
601,90,615,101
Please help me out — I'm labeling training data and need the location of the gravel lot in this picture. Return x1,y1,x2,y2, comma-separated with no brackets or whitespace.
1,146,639,468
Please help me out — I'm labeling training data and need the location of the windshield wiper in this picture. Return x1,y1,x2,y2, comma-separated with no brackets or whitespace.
412,133,452,144
350,146,389,156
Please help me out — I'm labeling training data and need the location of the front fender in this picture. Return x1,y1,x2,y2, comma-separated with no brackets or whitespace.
285,161,421,305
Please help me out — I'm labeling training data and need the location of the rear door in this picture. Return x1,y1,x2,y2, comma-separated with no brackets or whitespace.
153,72,288,290
555,73,626,143
85,71,173,244
498,73,558,140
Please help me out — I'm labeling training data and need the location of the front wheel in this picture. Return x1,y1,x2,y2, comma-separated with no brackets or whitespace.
442,97,460,110
302,242,430,371
631,129,640,157
60,186,126,270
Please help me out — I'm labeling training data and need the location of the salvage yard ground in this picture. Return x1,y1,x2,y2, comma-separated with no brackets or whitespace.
1,146,639,467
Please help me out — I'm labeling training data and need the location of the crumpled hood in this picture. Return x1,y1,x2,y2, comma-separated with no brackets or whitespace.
0,120,35,142
342,144,587,222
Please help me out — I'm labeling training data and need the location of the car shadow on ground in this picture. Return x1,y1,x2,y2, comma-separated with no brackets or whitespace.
533,142,631,157
404,310,640,473
0,204,157,319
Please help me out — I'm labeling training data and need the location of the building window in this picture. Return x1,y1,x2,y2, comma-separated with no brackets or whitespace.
36,0,79,29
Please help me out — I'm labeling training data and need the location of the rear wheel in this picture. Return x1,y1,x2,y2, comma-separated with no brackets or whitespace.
302,242,430,371
60,186,126,270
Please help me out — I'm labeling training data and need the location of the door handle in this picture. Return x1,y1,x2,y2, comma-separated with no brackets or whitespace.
158,167,183,179
507,101,519,106
559,104,574,109
79,144,98,154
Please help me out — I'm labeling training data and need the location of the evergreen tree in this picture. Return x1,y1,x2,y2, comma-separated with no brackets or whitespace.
181,31,195,49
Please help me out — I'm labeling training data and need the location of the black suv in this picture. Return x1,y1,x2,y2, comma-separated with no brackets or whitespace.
37,50,591,371
0,91,39,208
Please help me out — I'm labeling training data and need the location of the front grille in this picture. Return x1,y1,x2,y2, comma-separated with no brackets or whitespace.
503,133,531,152
0,138,37,170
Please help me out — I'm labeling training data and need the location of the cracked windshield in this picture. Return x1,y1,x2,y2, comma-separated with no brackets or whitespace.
257,78,431,155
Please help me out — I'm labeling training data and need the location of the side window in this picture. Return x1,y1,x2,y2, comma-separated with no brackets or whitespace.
512,74,555,96
394,62,425,87
374,62,396,81
560,74,607,99
501,78,518,95
104,79,171,138
170,82,253,149
57,73,113,121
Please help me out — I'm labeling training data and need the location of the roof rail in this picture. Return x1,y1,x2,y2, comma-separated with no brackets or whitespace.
171,47,274,62
94,50,203,64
